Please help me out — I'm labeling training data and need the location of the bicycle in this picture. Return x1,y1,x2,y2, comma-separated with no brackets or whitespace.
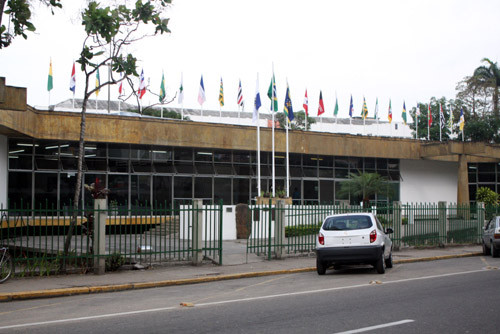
0,247,13,283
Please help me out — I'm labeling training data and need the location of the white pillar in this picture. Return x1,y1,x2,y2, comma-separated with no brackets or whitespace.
94,198,107,275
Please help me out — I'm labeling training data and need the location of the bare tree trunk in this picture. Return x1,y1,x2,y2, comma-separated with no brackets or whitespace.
494,86,499,119
62,80,89,270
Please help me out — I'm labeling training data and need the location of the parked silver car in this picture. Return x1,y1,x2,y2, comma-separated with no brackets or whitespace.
316,212,393,275
482,216,500,257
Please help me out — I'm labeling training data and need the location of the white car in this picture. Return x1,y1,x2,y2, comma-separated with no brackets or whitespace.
316,212,393,275
482,216,500,257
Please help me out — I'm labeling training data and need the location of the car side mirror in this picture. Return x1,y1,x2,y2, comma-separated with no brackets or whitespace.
385,228,393,234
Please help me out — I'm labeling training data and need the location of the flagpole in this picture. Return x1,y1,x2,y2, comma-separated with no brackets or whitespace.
271,63,276,198
256,74,261,197
428,103,430,141
439,103,442,142
285,80,290,198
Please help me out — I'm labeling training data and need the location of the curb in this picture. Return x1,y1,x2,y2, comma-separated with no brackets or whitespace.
0,252,483,302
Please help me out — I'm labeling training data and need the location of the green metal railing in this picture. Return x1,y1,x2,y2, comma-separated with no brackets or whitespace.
247,201,485,259
0,200,223,277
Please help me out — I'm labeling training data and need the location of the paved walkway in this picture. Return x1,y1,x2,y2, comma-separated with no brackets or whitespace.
0,242,482,302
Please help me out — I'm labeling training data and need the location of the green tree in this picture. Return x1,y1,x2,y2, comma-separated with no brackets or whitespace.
476,186,499,206
275,110,315,130
409,97,453,141
63,0,171,260
337,171,394,207
456,75,491,118
472,58,500,118
0,0,62,48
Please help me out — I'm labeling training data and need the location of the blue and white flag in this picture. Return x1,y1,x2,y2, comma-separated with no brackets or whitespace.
198,75,206,105
253,75,261,123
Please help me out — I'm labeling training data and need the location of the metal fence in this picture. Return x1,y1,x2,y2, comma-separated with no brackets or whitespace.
247,201,485,259
0,200,223,277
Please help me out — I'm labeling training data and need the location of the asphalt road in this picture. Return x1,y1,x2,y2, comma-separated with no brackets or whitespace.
0,256,499,334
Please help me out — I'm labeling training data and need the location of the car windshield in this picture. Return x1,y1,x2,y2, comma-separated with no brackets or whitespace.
323,215,373,231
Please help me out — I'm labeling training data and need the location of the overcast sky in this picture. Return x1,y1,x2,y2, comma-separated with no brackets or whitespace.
2,0,500,123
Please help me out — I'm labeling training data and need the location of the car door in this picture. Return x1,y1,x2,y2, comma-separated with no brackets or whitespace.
484,218,494,246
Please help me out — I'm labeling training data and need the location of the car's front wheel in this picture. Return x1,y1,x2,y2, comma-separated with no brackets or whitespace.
316,258,327,275
375,251,386,274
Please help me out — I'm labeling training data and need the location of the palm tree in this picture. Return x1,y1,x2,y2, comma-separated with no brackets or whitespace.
472,58,500,118
337,171,394,207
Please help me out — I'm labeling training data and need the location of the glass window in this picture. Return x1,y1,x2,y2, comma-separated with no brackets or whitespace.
320,180,334,204
153,161,175,173
335,181,349,200
131,175,151,208
468,172,477,183
175,162,195,174
35,156,60,170
291,180,301,204
214,163,233,175
195,162,214,175
364,158,376,169
34,172,58,211
335,169,348,178
174,148,193,161
213,150,231,163
233,178,249,204
234,150,251,163
194,177,212,199
84,143,106,158
290,167,302,177
153,176,172,209
61,157,79,171
478,163,495,173
388,159,399,170
86,158,107,171
131,160,152,173
214,178,231,205
304,180,318,200
319,168,333,178
130,145,151,160
303,155,317,166
195,150,213,162
376,158,388,170
235,164,253,176
36,140,60,157
348,157,362,171
151,148,172,161
59,142,79,158
60,172,78,212
108,144,129,158
8,171,32,209
9,139,36,155
289,154,301,166
319,155,334,167
335,157,349,168
9,155,32,170
109,159,129,173
303,167,318,177
478,173,496,183
174,176,192,199
108,174,129,206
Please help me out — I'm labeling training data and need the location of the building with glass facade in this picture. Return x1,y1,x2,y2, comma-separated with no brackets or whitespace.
2,77,500,210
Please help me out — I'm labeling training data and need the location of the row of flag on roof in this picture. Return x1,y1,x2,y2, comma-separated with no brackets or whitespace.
48,60,466,133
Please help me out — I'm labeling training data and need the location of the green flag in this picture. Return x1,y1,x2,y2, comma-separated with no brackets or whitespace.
159,72,166,102
47,59,53,92
267,74,278,111
334,96,339,116
402,101,407,125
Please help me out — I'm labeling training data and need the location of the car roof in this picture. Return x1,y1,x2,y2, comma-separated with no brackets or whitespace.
324,212,375,219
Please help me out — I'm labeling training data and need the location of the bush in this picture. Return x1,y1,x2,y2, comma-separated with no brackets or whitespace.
476,187,499,206
285,223,321,237
105,252,125,271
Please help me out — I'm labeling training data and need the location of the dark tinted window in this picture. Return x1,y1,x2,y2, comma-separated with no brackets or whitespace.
323,215,373,231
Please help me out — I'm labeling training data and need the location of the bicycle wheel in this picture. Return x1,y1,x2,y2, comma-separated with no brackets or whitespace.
0,252,13,283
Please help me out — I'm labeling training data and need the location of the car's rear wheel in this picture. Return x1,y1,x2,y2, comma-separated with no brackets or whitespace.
316,258,327,275
492,242,499,258
483,241,491,255
375,251,386,274
385,250,393,268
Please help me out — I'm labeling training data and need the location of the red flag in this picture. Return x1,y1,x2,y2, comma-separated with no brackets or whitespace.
138,69,146,99
303,89,309,115
317,90,325,116
428,103,433,126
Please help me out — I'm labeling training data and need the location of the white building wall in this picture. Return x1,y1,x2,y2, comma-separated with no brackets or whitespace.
0,135,7,209
400,159,458,204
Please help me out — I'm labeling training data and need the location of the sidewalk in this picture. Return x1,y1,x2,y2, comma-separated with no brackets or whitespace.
0,243,482,302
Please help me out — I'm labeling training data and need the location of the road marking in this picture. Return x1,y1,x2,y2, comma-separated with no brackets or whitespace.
0,268,494,330
333,319,414,334
0,306,177,330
